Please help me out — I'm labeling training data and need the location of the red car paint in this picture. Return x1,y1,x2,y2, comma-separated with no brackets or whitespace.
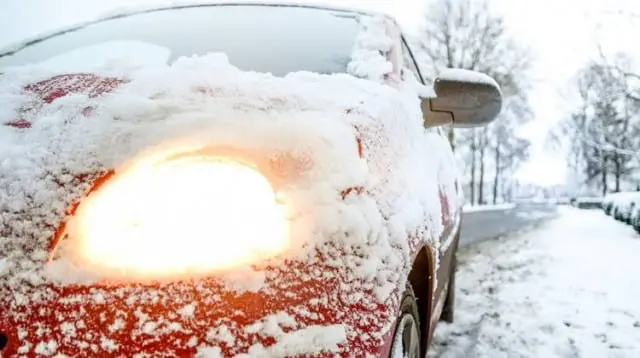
0,73,439,357
0,6,466,354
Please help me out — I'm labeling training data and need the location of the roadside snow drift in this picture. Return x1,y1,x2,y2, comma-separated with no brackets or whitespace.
430,207,640,358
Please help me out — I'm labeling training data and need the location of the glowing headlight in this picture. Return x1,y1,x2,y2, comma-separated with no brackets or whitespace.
64,153,289,280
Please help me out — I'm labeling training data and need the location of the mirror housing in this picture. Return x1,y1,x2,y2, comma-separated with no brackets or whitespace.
422,69,502,128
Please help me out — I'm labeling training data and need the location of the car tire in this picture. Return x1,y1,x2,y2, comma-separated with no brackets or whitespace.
390,284,421,358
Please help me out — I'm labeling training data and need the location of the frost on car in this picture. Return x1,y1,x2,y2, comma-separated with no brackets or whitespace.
0,4,501,357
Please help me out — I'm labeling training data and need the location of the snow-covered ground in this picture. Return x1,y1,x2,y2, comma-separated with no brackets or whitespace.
463,203,516,213
429,206,640,358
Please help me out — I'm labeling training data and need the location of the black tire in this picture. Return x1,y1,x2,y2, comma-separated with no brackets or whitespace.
390,284,421,358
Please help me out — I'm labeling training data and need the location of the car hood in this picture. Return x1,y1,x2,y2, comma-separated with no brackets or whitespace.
1,256,399,356
0,54,458,356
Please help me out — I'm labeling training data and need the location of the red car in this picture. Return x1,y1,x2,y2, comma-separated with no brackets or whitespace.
0,3,501,357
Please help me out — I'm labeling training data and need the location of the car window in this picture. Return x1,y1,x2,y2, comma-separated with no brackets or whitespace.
0,5,360,76
400,37,424,84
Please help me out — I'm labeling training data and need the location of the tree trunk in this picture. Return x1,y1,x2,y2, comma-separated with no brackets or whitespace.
448,127,455,152
478,131,486,205
492,144,500,205
501,170,508,201
614,155,621,192
469,130,477,205
601,156,608,196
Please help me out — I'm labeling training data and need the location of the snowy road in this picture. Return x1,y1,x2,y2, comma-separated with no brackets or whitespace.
429,207,640,358
460,203,558,246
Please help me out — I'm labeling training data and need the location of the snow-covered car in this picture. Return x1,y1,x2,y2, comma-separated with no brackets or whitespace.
552,196,572,205
603,194,619,216
610,193,640,223
572,197,603,209
0,4,502,357
603,192,628,216
630,205,640,233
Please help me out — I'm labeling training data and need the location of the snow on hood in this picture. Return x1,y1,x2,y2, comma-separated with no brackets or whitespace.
0,14,458,357
1,53,438,281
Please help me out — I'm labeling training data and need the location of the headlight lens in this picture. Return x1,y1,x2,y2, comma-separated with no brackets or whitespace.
64,153,290,280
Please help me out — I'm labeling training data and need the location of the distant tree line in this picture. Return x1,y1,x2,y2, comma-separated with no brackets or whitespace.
413,0,532,205
553,54,640,195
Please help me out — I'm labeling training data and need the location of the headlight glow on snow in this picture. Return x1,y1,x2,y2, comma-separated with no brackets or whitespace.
65,152,290,280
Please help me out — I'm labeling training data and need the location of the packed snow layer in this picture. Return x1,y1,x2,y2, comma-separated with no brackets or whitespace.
438,68,500,88
347,15,393,82
429,207,640,357
463,203,515,213
605,192,640,206
0,14,461,357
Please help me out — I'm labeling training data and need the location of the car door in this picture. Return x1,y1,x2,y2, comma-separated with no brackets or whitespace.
399,35,461,324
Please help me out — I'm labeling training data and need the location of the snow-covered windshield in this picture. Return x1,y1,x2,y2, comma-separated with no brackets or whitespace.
30,40,173,72
0,5,360,75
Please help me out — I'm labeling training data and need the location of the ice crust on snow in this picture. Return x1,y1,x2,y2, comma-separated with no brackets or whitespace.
0,13,461,357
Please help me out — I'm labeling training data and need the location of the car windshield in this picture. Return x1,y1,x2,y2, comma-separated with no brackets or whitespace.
0,5,360,76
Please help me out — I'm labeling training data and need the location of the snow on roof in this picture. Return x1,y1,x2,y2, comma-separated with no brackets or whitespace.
0,13,459,357
605,191,640,206
347,15,393,81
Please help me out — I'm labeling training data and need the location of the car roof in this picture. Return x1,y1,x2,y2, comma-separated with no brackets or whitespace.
0,2,390,59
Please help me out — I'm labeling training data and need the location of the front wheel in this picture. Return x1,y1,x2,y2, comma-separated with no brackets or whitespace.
390,285,421,358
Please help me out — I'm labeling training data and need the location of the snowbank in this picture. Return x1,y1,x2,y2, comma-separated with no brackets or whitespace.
463,203,515,213
430,207,640,357
604,191,640,204
439,68,499,88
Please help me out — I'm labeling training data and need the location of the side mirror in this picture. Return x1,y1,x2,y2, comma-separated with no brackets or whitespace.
422,69,502,128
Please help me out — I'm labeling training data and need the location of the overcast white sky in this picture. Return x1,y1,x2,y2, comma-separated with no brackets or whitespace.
1,0,639,187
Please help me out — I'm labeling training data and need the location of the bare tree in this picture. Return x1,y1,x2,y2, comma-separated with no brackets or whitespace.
554,59,640,195
478,128,487,204
415,0,532,204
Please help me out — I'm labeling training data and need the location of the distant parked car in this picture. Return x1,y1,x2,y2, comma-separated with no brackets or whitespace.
603,196,617,216
573,197,603,209
603,192,640,223
630,206,640,233
617,195,640,223
555,196,571,205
